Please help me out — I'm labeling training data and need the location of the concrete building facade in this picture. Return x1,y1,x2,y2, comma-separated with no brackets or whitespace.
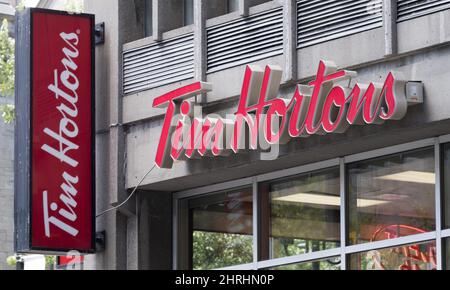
79,0,450,270
0,0,15,271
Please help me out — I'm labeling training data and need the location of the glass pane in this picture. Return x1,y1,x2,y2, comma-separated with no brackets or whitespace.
270,257,341,270
348,148,435,245
184,0,194,26
443,143,450,228
349,241,437,270
189,188,253,270
145,0,152,37
268,168,340,259
228,0,239,12
446,238,450,270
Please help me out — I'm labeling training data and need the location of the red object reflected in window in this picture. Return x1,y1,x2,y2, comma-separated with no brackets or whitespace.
364,225,436,270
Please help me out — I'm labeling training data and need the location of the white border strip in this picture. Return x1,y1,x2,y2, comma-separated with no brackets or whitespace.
344,138,435,164
256,248,341,269
256,158,340,183
174,177,253,199
344,232,436,255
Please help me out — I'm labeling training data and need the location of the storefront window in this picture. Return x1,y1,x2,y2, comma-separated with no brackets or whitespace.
349,241,437,270
348,148,435,245
265,168,340,259
187,188,253,270
270,257,341,270
443,143,450,228
445,239,450,270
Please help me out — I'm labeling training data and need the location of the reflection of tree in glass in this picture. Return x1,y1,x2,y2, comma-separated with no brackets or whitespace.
192,231,252,270
270,201,340,258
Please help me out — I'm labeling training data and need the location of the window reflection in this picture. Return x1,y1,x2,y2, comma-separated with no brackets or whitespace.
270,257,341,270
144,0,152,37
188,188,253,270
266,168,340,259
348,148,435,245
349,241,436,270
184,0,194,26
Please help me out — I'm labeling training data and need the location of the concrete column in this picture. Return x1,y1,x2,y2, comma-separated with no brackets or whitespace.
194,0,207,103
383,0,398,56
283,0,297,83
127,214,138,270
137,192,173,270
84,0,145,270
239,0,250,17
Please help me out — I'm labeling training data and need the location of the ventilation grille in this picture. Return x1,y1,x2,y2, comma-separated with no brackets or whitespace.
397,0,450,22
123,34,194,95
207,7,284,73
297,0,383,48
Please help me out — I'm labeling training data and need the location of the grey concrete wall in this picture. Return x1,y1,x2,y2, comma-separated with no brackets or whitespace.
0,98,14,270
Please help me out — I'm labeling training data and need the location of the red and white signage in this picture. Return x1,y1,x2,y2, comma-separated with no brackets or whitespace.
153,60,411,168
27,10,95,252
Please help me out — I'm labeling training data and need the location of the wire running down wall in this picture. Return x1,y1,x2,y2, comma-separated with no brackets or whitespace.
297,0,383,48
207,7,284,73
397,0,450,22
123,34,194,95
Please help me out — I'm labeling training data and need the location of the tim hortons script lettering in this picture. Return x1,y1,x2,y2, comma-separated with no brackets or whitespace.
42,31,81,238
152,60,409,169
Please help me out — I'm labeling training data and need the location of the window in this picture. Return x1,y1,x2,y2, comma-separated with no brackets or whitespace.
249,0,272,8
205,0,272,20
263,168,340,260
446,238,450,270
184,0,194,26
228,0,239,13
176,139,450,270
349,241,437,270
270,257,341,270
204,0,238,20
180,188,253,270
144,0,152,37
443,143,450,228
348,148,435,245
147,0,193,35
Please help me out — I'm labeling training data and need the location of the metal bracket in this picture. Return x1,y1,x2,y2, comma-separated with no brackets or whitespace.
95,22,105,45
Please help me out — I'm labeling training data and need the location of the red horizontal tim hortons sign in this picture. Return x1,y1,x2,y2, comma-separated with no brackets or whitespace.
30,10,95,252
152,60,410,169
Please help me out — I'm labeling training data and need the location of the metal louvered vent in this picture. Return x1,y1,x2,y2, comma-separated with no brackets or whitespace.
297,0,383,48
207,7,284,73
397,0,450,22
123,34,194,95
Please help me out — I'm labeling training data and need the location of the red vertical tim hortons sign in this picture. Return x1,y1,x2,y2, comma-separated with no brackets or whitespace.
15,9,95,253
